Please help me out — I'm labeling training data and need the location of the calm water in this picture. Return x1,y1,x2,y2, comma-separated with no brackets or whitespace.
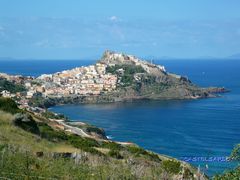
1,59,240,176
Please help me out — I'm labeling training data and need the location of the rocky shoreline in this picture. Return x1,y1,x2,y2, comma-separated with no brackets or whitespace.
29,86,228,109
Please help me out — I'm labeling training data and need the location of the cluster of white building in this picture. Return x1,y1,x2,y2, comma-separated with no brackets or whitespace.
1,51,168,101
36,63,118,97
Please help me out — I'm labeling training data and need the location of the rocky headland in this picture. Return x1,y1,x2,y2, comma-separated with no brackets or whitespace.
1,50,226,108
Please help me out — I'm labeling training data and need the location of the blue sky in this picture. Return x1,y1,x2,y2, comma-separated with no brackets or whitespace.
0,0,240,59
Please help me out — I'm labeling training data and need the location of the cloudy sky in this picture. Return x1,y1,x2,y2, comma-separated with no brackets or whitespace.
0,0,240,59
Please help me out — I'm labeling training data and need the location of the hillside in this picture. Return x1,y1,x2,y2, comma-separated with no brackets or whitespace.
0,97,206,179
98,51,227,101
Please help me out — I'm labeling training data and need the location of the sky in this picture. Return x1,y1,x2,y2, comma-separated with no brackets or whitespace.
0,0,240,59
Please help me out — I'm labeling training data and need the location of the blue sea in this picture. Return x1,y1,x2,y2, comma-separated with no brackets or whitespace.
1,59,240,176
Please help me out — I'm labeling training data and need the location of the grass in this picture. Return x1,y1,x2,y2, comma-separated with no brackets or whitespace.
0,97,201,179
0,111,78,153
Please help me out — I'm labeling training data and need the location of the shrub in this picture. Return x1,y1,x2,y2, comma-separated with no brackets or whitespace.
213,167,240,180
41,111,68,121
0,97,21,114
126,146,161,162
13,113,40,135
229,144,240,161
68,135,100,148
84,125,105,136
213,144,240,179
38,123,68,141
108,149,123,159
127,146,147,155
0,144,7,151
162,160,181,174
101,142,123,151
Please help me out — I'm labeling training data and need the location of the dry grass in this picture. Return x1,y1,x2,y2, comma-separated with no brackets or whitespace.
0,110,80,153
0,110,13,124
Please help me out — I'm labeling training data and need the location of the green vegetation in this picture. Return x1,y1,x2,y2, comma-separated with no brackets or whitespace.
213,167,240,180
38,122,103,155
13,113,40,135
81,124,105,137
213,144,240,179
105,64,171,96
230,144,240,161
0,146,137,180
0,78,26,93
162,160,182,175
28,96,56,108
108,149,123,159
0,97,22,114
38,123,68,141
68,135,103,155
0,97,200,179
101,141,123,151
142,75,156,85
106,64,145,86
85,125,104,135
41,110,69,121
127,145,161,162
106,64,145,75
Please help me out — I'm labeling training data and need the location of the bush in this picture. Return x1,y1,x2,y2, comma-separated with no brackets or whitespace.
101,142,123,151
108,149,123,159
84,125,105,136
213,144,240,179
0,144,7,151
0,97,21,114
127,146,161,162
213,167,240,180
13,113,40,135
38,123,68,141
68,135,100,148
127,146,147,155
162,160,181,174
229,144,240,161
42,111,68,121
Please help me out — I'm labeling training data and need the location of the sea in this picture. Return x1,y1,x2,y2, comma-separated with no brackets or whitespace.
0,59,240,176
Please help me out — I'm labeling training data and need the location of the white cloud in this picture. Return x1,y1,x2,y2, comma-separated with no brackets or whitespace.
109,16,121,22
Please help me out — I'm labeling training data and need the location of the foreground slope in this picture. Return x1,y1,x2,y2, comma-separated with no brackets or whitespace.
0,97,206,179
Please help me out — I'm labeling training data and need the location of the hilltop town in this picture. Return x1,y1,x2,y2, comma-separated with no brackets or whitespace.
0,50,227,111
